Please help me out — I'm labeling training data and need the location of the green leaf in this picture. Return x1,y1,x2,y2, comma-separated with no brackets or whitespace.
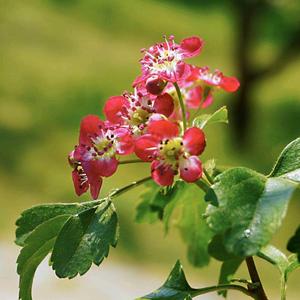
17,215,69,300
208,235,238,261
163,181,188,233
177,194,213,267
285,254,300,278
269,137,300,182
16,200,100,246
192,106,228,129
206,167,297,257
137,260,196,300
136,181,182,224
51,199,119,278
218,258,243,298
287,226,300,261
258,245,289,274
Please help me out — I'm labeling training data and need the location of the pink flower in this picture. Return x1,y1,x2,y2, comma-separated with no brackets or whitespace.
138,35,204,85
70,115,134,199
103,89,174,135
134,120,206,186
198,67,240,92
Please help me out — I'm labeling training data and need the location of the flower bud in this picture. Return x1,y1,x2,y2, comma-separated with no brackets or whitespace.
146,76,166,95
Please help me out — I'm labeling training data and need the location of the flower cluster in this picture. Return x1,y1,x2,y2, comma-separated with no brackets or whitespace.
68,35,239,199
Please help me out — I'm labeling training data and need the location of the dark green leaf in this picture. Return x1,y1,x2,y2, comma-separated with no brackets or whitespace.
192,106,228,129
287,226,300,261
269,137,300,182
51,199,119,278
17,215,69,300
16,200,100,246
208,235,238,261
138,260,196,300
206,167,297,257
218,258,243,297
136,181,182,224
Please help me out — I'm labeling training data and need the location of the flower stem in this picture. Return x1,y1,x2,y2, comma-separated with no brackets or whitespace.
195,179,211,193
173,82,187,131
119,159,145,165
191,283,254,298
203,167,214,185
246,257,269,300
280,274,287,300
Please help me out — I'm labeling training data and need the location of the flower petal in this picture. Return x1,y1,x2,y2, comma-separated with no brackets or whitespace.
220,76,240,92
89,177,103,200
183,127,206,155
151,160,174,186
180,36,204,58
201,91,214,108
186,86,203,109
79,115,104,146
179,156,202,182
147,120,179,139
153,93,174,117
103,96,128,124
72,169,89,196
135,135,158,161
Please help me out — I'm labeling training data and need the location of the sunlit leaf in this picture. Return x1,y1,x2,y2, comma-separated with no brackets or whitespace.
269,137,300,182
192,106,228,129
51,199,119,278
206,167,297,257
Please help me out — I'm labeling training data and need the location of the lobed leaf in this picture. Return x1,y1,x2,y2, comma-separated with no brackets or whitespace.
206,167,297,257
17,215,70,300
192,106,228,129
16,201,100,246
50,199,119,278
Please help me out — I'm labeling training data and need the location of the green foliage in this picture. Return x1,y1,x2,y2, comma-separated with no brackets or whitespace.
137,260,196,300
269,137,300,182
287,226,300,261
177,194,213,267
51,200,119,278
16,201,99,246
208,235,237,261
16,198,119,299
17,215,70,300
136,181,182,224
218,258,243,298
206,167,297,257
192,106,228,129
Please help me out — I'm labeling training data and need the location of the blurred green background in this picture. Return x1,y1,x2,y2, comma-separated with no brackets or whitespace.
0,0,299,299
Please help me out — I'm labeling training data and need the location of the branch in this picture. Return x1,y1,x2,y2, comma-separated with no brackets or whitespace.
246,257,269,300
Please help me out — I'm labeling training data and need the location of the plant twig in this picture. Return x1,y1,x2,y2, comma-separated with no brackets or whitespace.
191,283,254,298
246,257,268,300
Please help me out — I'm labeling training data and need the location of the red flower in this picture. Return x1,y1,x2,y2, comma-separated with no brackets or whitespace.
103,89,174,135
138,35,204,85
135,120,206,186
198,67,240,92
70,115,134,199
